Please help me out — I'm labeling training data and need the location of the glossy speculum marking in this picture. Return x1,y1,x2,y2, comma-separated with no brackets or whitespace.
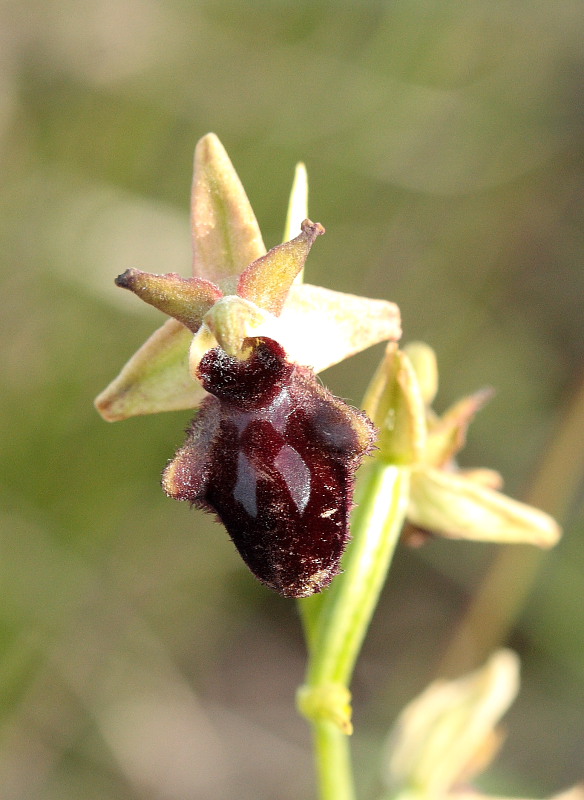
163,337,376,597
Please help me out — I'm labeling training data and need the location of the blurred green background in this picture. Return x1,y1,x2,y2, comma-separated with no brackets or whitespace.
1,1,583,798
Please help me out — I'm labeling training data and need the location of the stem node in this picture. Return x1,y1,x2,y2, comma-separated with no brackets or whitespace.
296,683,353,735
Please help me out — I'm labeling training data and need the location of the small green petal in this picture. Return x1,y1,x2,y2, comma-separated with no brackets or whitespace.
94,318,204,421
237,219,325,315
408,467,561,547
191,133,266,289
115,269,222,332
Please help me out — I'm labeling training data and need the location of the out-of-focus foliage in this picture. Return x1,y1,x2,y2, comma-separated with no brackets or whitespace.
0,2,583,798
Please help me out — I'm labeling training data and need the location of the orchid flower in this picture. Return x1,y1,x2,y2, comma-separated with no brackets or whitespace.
94,133,402,597
362,342,560,549
382,650,583,800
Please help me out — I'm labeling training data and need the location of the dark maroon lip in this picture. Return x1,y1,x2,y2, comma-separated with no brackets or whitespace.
163,337,376,598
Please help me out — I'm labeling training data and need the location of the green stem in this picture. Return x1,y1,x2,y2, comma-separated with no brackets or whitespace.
297,462,410,800
312,721,355,800
307,464,409,687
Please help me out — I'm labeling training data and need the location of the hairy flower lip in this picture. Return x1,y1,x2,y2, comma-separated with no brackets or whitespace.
162,335,376,598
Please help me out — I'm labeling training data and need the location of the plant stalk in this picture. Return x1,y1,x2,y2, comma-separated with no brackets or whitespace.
298,462,410,800
312,720,356,800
